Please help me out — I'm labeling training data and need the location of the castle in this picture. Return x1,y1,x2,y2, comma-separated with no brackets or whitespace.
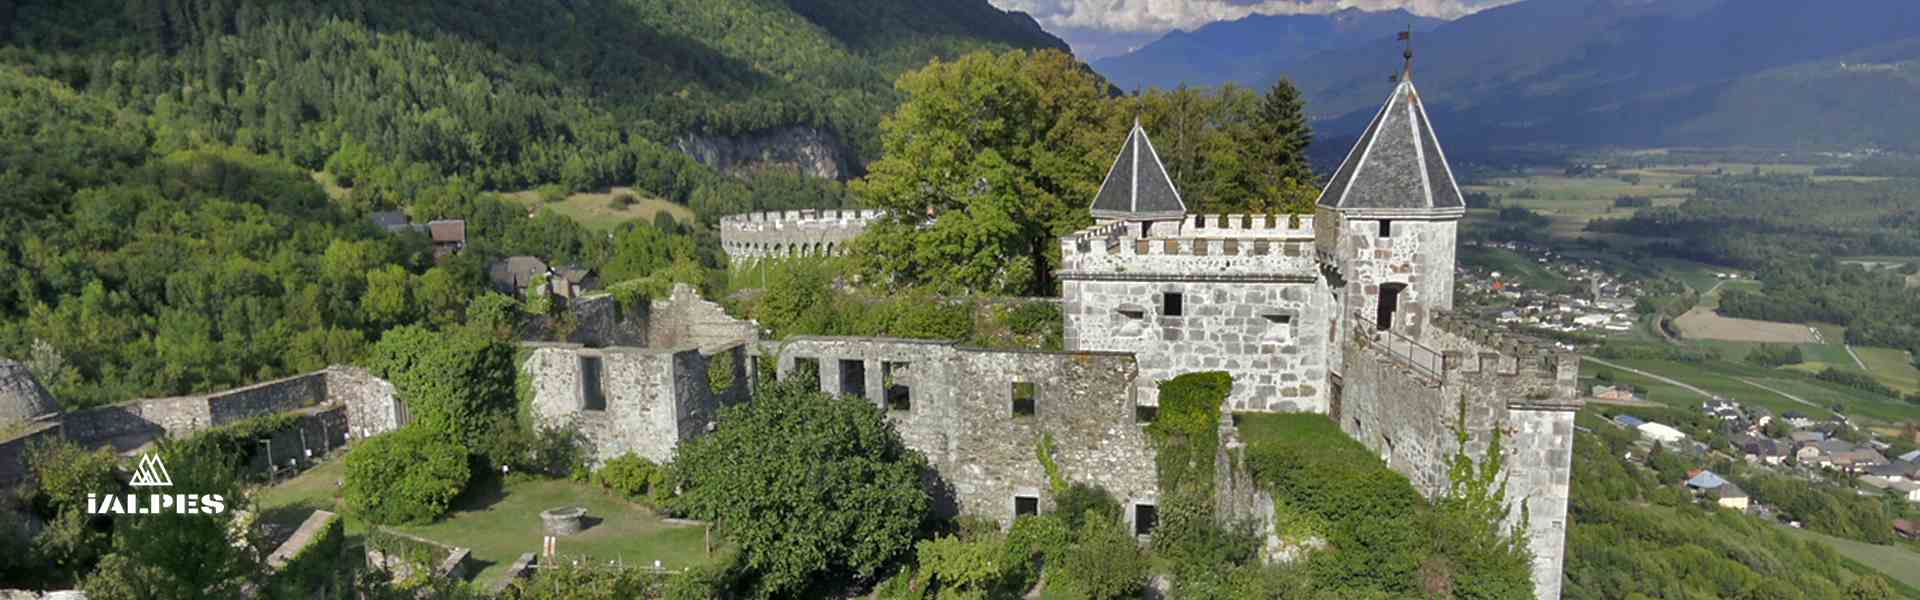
0,71,1579,599
717,73,1580,599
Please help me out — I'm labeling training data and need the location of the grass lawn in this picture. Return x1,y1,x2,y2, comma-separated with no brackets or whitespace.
1796,343,1859,368
1856,347,1920,394
253,459,360,536
1774,524,1920,590
254,459,714,588
397,477,712,586
501,187,696,231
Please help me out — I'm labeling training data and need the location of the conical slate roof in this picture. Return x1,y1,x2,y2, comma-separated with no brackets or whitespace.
1316,78,1464,212
0,359,58,428
1090,121,1187,221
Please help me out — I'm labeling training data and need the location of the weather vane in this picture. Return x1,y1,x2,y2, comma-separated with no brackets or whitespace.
1396,25,1414,82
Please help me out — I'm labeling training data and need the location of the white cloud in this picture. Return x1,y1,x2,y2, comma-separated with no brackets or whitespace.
989,0,1520,33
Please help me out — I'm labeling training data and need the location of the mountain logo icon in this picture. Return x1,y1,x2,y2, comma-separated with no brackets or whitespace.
129,453,173,488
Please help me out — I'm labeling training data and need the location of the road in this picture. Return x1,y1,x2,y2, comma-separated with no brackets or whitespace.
1582,356,1719,401
1733,377,1821,409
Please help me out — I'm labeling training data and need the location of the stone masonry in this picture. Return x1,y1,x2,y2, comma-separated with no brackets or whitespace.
718,209,884,263
765,338,1157,528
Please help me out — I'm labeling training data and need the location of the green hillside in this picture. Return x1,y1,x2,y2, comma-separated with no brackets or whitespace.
1,0,1062,200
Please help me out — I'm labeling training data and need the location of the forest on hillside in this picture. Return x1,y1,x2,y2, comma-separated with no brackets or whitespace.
0,0,1061,201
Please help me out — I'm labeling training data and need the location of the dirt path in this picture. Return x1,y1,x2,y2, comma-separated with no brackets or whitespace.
1843,344,1868,370
1733,377,1821,408
1582,356,1718,401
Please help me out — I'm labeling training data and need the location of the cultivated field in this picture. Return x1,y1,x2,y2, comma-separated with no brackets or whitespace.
1672,307,1818,343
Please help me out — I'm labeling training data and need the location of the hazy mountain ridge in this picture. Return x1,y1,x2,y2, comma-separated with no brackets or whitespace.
1096,0,1920,156
1093,8,1444,91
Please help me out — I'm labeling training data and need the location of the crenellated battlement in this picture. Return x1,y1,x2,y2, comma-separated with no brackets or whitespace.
718,209,886,262
719,208,886,231
1345,311,1581,407
1177,213,1315,238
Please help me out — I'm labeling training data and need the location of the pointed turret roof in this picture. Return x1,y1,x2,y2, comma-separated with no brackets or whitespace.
1316,78,1464,213
1091,120,1186,221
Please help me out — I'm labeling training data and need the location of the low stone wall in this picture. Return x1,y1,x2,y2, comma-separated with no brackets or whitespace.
366,528,470,584
492,553,540,595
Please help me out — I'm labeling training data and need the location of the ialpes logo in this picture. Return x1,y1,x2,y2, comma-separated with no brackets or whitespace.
86,453,228,515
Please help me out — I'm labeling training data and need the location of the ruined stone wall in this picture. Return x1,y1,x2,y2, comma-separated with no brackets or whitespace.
522,344,744,466
1064,279,1330,412
246,405,350,473
648,284,758,350
718,209,884,263
330,366,402,439
205,371,327,426
523,295,649,348
764,338,1154,526
0,421,62,487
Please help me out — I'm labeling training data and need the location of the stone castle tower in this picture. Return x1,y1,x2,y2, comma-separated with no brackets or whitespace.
1059,71,1579,600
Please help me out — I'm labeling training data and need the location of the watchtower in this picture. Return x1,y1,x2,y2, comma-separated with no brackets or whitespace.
1313,69,1466,343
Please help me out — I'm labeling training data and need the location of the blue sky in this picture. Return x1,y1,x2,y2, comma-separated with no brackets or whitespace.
988,0,1521,59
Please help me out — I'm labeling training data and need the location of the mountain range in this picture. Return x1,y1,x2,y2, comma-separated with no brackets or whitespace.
1093,0,1920,158
1092,8,1443,92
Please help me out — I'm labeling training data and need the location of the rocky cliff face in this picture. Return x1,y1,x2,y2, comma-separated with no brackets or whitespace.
676,126,853,181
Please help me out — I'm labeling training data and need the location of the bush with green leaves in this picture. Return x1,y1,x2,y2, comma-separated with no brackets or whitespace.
671,376,930,597
1052,482,1121,533
1056,513,1148,600
344,427,473,525
594,453,672,505
365,325,518,445
1004,301,1060,336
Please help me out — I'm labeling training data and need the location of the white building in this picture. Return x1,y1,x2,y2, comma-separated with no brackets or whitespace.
1637,422,1687,444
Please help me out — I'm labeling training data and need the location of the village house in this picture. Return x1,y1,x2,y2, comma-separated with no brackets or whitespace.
488,256,596,300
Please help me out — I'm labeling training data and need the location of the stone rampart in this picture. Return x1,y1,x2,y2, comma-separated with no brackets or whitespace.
718,209,885,262
1337,309,1580,600
761,337,1155,526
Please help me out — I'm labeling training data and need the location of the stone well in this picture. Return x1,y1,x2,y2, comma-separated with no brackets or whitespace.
540,506,587,536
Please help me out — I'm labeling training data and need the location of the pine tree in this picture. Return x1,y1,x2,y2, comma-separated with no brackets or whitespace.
1256,77,1314,189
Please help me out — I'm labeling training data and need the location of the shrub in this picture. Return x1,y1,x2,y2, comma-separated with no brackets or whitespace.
594,453,671,504
1005,302,1060,336
1058,514,1148,600
609,192,637,209
537,184,568,204
1053,483,1121,533
345,427,472,525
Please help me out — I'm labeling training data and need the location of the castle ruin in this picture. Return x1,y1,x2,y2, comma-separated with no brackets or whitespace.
0,69,1581,600
529,73,1581,598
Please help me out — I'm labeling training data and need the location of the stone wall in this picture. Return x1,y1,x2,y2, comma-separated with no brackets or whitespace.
764,338,1155,526
206,371,327,426
1063,279,1331,412
245,405,350,474
329,366,402,440
1336,310,1581,600
718,209,884,263
1058,218,1332,412
647,284,759,351
522,342,747,466
524,295,649,348
1321,207,1458,340
0,422,62,488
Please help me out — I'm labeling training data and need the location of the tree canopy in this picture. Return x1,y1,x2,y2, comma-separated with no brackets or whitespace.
671,376,931,597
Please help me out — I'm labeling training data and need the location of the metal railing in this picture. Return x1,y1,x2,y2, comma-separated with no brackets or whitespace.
1350,313,1444,379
